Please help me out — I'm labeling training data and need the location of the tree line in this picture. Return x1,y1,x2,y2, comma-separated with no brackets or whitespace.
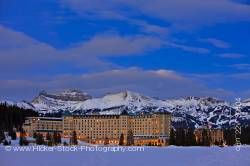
224,127,250,145
169,128,198,146
0,103,38,132
169,127,250,146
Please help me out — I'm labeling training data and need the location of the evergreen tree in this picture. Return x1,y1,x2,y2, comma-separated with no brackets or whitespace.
185,129,197,146
241,127,250,145
0,104,38,132
0,130,5,142
46,133,53,146
33,132,37,139
70,131,78,145
19,129,27,146
46,132,52,141
3,139,10,146
224,128,235,146
53,132,57,145
36,133,45,145
119,133,124,146
47,140,53,146
127,130,134,146
214,141,220,146
19,135,24,146
220,140,224,146
57,133,61,144
201,129,211,146
9,130,17,140
63,141,68,146
169,128,176,145
104,137,109,145
175,128,185,146
53,132,61,145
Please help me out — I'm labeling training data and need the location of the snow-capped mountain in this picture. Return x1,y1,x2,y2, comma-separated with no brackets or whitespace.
73,91,164,114
242,98,250,107
0,100,35,110
31,90,91,114
162,97,234,128
33,89,91,102
1,90,250,128
29,90,164,114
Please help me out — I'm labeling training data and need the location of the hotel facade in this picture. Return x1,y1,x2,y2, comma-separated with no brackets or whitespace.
23,117,63,135
23,112,171,146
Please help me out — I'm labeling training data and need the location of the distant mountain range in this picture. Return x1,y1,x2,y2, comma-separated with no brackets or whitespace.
1,90,250,129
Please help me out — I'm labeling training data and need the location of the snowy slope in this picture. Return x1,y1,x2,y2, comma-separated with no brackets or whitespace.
242,99,250,107
31,90,91,113
1,145,250,166
2,90,250,128
29,90,165,114
31,91,250,128
162,97,237,128
73,91,165,114
0,100,35,110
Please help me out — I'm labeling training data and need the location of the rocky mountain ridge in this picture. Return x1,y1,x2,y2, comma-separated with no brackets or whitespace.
1,90,250,128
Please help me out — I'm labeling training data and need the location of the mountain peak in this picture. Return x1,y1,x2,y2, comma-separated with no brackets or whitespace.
184,96,225,104
59,89,90,97
33,89,92,103
2,90,250,128
103,90,152,102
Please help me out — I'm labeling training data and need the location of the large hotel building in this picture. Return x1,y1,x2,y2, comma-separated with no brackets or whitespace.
23,112,171,146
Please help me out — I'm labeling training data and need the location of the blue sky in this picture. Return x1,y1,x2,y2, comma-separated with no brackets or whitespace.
0,0,250,101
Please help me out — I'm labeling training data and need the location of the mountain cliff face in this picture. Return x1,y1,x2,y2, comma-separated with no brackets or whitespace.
33,90,91,102
1,90,250,128
31,90,91,113
73,91,163,114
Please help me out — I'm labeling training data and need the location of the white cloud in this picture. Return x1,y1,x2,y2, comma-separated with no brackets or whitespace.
201,38,230,49
0,68,233,100
0,26,242,101
230,63,250,70
66,34,163,57
218,53,246,59
0,26,164,74
0,25,212,76
135,0,250,26
0,25,59,67
165,41,210,54
60,0,250,27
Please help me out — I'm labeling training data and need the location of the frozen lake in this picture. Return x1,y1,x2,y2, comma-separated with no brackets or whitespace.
1,145,249,166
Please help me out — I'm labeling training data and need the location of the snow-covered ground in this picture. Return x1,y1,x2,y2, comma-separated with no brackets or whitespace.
0,145,249,166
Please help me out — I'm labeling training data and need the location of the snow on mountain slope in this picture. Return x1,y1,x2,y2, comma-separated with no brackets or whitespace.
160,97,234,128
73,91,164,114
31,90,91,113
0,100,35,110
242,98,250,107
32,90,91,102
2,90,250,128
28,90,250,128
31,94,80,113
29,90,166,114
